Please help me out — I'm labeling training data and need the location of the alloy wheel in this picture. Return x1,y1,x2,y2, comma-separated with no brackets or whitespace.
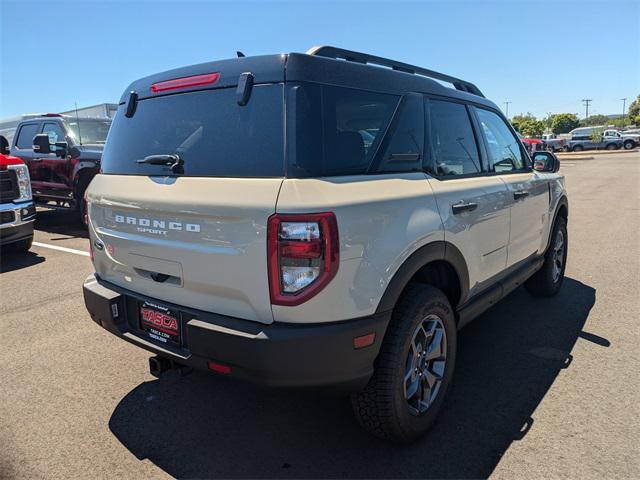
552,229,565,283
404,314,447,416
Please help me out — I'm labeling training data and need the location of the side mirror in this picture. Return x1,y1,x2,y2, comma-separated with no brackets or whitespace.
54,141,68,158
532,151,560,173
0,135,9,155
32,134,52,154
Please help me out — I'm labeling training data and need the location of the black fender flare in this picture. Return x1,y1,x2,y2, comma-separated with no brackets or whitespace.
544,195,569,252
375,241,470,314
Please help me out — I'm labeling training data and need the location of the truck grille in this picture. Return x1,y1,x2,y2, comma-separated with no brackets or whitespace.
0,170,20,202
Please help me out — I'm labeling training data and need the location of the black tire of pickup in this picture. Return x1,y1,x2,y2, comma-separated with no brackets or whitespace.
623,140,635,150
351,283,456,442
10,236,33,253
572,145,584,152
605,143,617,150
75,175,91,226
525,217,567,297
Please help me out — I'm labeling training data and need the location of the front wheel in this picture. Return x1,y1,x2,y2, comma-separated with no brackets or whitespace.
525,217,567,297
623,140,635,150
351,284,456,442
10,236,33,253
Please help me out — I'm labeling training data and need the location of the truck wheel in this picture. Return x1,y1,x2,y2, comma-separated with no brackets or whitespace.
75,176,91,226
351,283,456,442
572,145,583,152
623,140,635,150
606,143,617,150
525,217,567,297
11,236,33,253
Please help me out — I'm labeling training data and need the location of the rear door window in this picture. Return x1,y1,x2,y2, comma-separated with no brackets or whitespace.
428,100,481,176
15,123,39,149
101,84,284,177
287,84,399,177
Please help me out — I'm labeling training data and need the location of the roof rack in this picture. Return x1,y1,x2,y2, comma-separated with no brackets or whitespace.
306,46,484,98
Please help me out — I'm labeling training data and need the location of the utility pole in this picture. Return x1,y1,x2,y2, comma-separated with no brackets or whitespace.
621,98,627,128
504,101,511,119
582,99,592,122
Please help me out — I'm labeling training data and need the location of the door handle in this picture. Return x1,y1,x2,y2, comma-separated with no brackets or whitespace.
31,158,43,162
513,190,529,200
452,201,478,214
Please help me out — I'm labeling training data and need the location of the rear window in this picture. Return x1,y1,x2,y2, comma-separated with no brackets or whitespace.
101,84,284,177
287,84,399,177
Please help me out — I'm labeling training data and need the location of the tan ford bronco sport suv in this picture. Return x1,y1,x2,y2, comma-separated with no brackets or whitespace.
83,46,568,442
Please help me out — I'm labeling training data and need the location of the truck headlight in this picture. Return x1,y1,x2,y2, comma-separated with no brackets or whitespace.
9,164,32,201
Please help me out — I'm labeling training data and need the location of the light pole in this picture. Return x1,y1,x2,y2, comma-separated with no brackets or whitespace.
621,98,627,128
504,101,511,119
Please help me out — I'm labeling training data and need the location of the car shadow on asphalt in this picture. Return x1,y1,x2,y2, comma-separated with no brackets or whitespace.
109,277,599,479
0,250,45,273
34,209,88,240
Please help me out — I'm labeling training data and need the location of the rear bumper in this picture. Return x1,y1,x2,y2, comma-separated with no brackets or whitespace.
83,274,390,390
0,200,35,245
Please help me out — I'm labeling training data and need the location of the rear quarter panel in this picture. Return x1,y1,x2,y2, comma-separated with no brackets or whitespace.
273,173,444,323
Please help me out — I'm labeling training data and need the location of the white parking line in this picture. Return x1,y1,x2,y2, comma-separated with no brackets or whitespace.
32,241,90,257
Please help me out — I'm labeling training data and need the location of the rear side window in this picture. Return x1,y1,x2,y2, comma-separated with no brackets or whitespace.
101,85,284,177
287,84,398,177
15,123,39,149
475,108,526,172
374,93,424,173
428,100,481,176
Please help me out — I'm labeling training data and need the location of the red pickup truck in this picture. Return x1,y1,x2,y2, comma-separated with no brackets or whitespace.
0,142,36,252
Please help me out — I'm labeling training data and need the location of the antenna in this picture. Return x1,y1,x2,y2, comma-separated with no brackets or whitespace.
75,102,83,145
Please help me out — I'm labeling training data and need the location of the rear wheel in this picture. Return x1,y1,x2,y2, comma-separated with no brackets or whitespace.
525,217,567,297
351,284,456,442
572,145,583,152
623,140,635,150
606,143,617,150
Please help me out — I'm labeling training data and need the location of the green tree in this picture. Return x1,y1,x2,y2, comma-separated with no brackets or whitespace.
511,113,544,137
551,113,580,134
580,114,610,127
589,126,606,143
627,95,640,125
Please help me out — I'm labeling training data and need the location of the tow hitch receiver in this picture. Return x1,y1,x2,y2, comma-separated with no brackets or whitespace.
148,355,193,378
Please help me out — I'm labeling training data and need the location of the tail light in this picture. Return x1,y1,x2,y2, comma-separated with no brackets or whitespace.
268,213,339,306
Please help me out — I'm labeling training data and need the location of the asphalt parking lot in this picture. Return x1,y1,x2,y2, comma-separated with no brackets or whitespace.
1,151,639,479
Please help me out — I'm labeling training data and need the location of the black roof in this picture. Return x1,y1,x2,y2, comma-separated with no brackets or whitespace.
119,46,498,111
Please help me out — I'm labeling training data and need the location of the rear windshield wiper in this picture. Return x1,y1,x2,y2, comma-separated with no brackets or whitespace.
137,154,184,174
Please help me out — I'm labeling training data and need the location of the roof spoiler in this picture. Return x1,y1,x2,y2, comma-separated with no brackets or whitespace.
307,46,484,98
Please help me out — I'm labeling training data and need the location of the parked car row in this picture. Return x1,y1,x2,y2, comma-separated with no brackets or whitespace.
541,126,639,153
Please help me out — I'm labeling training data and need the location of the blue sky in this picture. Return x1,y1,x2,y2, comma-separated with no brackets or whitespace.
1,0,638,119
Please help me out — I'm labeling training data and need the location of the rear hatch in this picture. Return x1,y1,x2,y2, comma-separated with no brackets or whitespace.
87,81,285,324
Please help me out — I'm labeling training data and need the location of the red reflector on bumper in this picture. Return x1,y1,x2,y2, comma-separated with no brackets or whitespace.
353,332,375,349
207,361,231,374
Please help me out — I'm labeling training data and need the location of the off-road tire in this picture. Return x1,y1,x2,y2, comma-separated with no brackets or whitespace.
10,236,33,253
351,283,456,442
525,217,567,297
